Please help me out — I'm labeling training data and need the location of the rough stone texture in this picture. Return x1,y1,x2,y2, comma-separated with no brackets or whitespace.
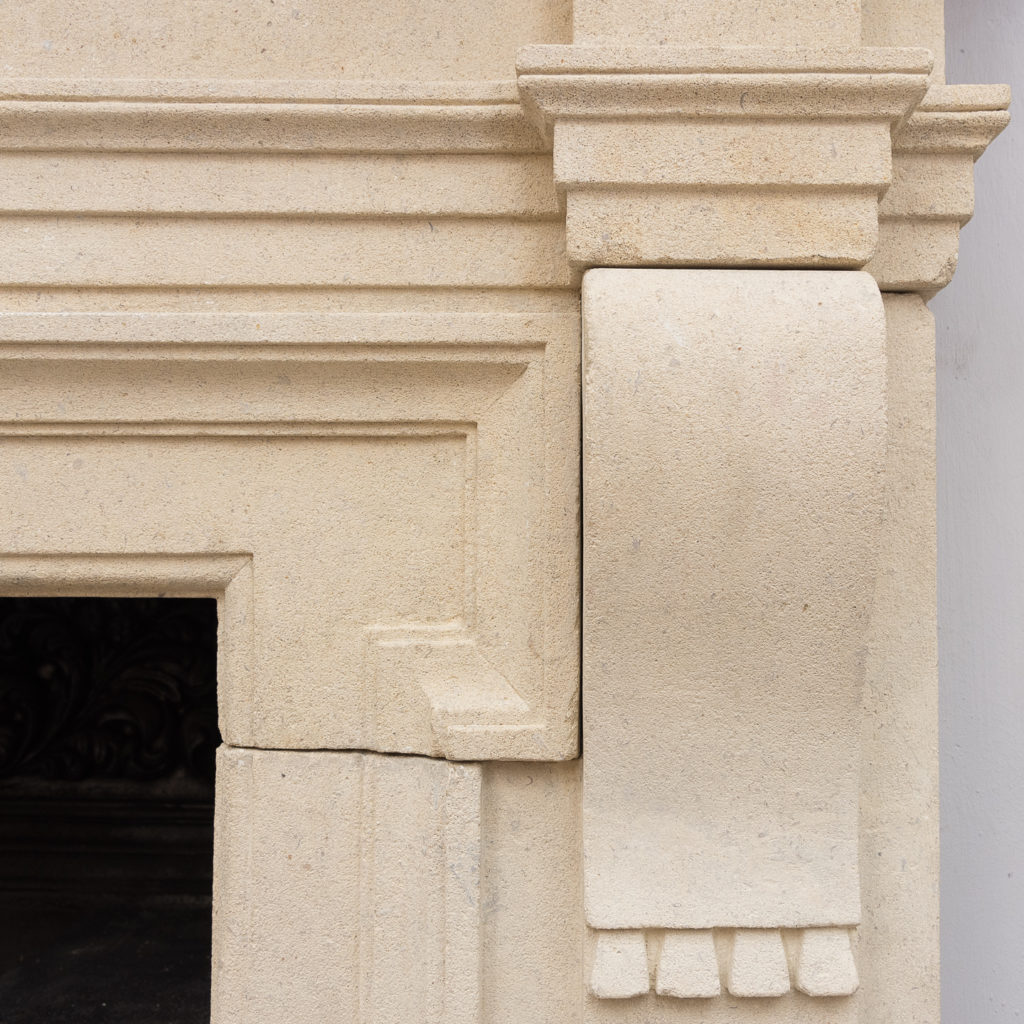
586,927,859,1003
654,931,720,999
573,0,861,48
724,930,791,998
479,761,582,1024
861,0,945,82
0,0,570,80
0,1,1007,1021
588,932,650,999
866,84,1010,295
583,269,886,931
793,928,859,997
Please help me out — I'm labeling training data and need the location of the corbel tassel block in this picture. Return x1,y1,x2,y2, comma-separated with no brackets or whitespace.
589,930,651,999
794,927,860,997
588,928,859,1000
654,930,720,999
724,930,791,998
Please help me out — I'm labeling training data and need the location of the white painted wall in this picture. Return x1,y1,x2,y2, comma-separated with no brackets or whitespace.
932,4,1023,1021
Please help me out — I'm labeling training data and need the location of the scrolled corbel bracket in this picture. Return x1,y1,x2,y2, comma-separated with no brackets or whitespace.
581,268,887,1007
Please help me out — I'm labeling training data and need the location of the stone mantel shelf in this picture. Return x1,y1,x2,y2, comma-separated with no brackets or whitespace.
0,79,523,103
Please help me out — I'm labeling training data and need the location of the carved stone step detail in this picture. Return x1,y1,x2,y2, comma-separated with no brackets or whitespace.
588,930,650,999
654,930,720,999
725,929,791,998
794,927,860,997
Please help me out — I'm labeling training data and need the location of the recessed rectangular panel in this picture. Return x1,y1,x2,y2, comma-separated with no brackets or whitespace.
0,310,581,759
1,432,467,748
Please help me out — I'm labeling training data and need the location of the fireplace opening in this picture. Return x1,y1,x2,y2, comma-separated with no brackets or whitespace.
0,597,219,1024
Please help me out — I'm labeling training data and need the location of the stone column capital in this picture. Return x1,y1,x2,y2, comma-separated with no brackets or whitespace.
516,45,932,267
867,83,1011,294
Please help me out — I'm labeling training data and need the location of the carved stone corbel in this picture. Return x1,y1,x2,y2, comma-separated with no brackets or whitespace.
582,269,886,1003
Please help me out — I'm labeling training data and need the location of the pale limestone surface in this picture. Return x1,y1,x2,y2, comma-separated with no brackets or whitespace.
654,931,720,999
861,0,945,82
213,749,582,1024
212,748,483,1023
572,288,940,1024
0,311,579,760
589,932,651,999
793,928,859,997
573,0,861,48
0,0,1006,1021
866,84,1011,295
583,269,885,932
858,294,940,1024
517,46,931,267
1,0,570,80
0,82,567,299
724,930,791,998
480,761,582,1024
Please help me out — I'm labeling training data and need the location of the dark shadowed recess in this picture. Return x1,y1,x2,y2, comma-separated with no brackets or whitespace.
0,597,219,1024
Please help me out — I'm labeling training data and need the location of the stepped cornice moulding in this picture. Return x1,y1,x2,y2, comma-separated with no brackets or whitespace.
0,82,545,154
0,83,570,295
517,45,933,76
517,45,933,127
0,311,568,359
867,83,1011,295
516,45,932,267
0,152,561,220
0,311,579,761
902,84,1012,153
0,79,523,103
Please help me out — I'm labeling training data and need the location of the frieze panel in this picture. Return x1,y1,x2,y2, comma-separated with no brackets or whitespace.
0,596,218,784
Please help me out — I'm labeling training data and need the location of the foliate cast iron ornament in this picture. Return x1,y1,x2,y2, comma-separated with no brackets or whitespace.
0,598,219,785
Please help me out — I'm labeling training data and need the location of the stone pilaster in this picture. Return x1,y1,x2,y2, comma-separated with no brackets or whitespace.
514,3,1009,1020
